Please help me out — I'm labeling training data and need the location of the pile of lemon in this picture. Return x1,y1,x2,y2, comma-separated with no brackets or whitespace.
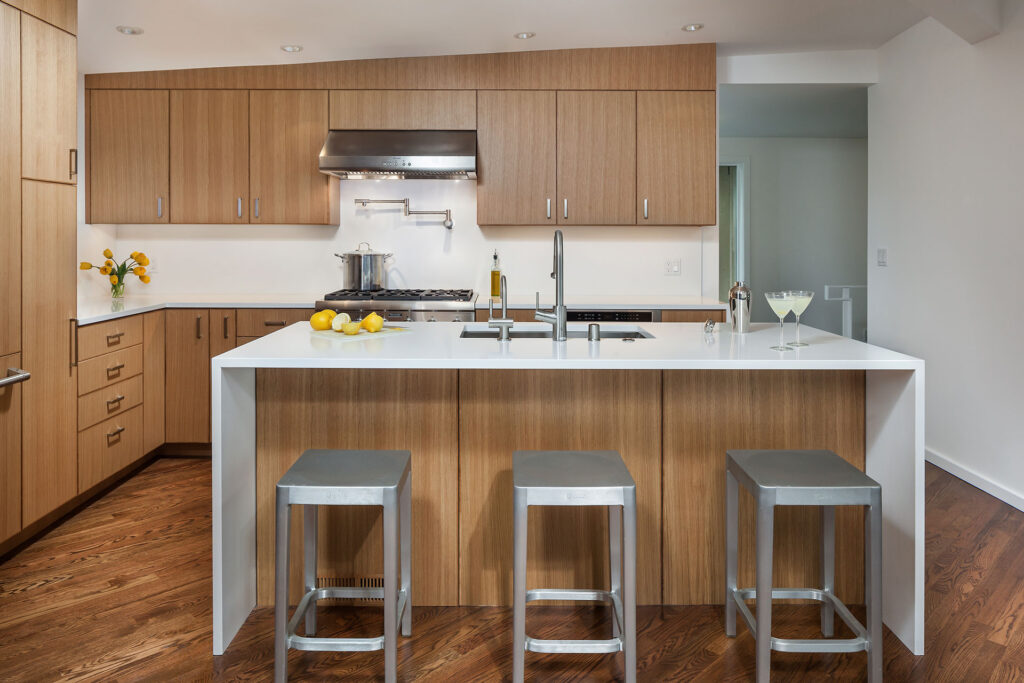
309,310,384,335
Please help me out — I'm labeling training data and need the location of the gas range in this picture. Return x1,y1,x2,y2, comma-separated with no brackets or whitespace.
315,288,477,322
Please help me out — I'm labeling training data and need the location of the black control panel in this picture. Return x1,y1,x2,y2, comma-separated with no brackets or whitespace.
566,310,657,322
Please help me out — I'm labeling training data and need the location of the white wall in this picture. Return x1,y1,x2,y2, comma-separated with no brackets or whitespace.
868,12,1024,507
721,137,868,336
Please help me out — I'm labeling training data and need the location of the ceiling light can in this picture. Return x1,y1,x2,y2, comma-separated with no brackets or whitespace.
513,32,536,40
280,44,304,53
682,23,704,32
115,25,144,35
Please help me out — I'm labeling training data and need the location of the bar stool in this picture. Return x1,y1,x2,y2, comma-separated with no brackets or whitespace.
274,449,411,683
725,449,882,683
512,450,637,683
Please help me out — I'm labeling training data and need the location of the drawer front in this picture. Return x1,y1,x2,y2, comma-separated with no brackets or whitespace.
78,316,144,362
236,308,309,337
78,374,144,431
235,336,261,347
77,405,144,492
78,344,144,395
661,309,727,323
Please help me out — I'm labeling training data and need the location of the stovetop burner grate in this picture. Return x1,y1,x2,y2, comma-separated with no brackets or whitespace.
324,288,475,302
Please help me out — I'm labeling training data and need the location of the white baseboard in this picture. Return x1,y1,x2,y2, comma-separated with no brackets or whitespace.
926,447,1024,512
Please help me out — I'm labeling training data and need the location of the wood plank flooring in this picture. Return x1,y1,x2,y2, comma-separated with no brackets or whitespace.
1,457,1023,680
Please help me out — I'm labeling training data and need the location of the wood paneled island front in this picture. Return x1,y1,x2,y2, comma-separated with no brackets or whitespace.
212,321,925,657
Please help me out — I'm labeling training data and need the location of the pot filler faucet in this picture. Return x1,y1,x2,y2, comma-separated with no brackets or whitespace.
535,229,568,341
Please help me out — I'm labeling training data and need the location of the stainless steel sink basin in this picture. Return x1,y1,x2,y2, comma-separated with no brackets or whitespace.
459,325,653,340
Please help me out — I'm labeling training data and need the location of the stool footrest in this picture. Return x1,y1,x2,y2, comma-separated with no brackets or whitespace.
526,636,623,654
731,587,869,654
286,586,409,653
521,587,625,653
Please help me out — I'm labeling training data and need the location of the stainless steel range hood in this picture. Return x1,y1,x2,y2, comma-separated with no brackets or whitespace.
318,130,477,179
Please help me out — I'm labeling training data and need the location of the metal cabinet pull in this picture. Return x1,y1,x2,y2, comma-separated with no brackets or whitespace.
70,318,78,368
69,148,78,180
237,197,243,218
546,198,551,219
253,198,260,218
157,196,163,218
106,331,124,343
223,315,229,339
196,316,203,340
107,362,126,373
563,198,568,219
106,425,125,438
643,198,648,220
106,394,125,406
0,367,31,388
264,320,286,327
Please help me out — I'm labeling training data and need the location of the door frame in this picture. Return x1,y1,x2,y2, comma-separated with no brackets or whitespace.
717,156,750,286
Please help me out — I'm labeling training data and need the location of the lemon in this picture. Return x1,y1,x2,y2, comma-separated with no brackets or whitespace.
309,310,334,331
330,312,352,332
340,321,362,335
361,312,384,333
322,309,337,320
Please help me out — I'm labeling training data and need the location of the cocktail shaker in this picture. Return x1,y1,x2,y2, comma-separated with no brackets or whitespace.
729,281,751,333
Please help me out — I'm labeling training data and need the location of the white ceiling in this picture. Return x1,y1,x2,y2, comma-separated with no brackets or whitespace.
719,85,868,138
77,0,927,75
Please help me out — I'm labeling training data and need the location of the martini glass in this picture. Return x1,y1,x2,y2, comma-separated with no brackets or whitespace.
764,292,794,351
786,290,815,347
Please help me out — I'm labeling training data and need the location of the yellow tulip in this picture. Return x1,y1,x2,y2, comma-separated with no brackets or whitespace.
140,275,151,284
137,255,150,266
109,274,119,285
104,259,114,267
79,262,92,270
103,248,113,259
99,266,110,275
130,251,139,259
133,266,146,276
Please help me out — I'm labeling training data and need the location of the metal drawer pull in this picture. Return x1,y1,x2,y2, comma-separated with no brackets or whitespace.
546,198,551,219
563,198,568,219
107,362,126,373
157,196,163,218
254,198,260,218
223,316,229,338
106,425,125,438
106,331,125,343
0,367,31,388
70,318,78,368
643,198,648,219
264,320,286,327
237,197,243,218
106,394,125,406
196,316,203,340
69,148,78,180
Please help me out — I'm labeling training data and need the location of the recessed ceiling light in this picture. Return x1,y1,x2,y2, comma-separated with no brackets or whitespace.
115,25,143,35
513,32,536,40
682,23,704,32
280,44,303,53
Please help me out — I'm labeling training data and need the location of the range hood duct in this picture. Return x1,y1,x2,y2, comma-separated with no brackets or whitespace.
318,130,477,180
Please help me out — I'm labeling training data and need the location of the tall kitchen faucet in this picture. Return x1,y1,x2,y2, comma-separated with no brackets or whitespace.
535,229,567,341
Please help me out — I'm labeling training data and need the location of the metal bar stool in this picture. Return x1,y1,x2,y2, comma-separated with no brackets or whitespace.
274,449,412,683
512,450,637,683
725,449,882,683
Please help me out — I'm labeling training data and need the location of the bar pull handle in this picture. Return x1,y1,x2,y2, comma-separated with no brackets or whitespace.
546,198,551,220
0,367,31,388
70,318,78,368
223,315,229,339
107,362,126,373
253,198,260,218
157,196,163,218
106,425,125,438
106,331,124,343
69,148,78,179
563,198,568,219
643,198,648,220
196,315,203,340
237,197,243,218
106,394,125,407
264,320,286,327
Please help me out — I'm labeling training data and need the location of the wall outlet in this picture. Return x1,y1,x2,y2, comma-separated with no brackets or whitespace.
876,248,888,267
665,258,682,276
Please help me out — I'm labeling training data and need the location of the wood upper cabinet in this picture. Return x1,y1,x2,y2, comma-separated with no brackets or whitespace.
0,352,23,543
556,91,636,225
249,90,338,225
0,4,20,358
329,90,476,129
637,91,716,226
170,90,249,224
476,90,556,226
164,310,210,443
21,180,77,526
6,0,77,35
20,13,76,185
88,89,170,224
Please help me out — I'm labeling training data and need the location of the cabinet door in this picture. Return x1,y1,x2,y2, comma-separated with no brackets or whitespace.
5,0,76,35
209,309,236,358
0,352,23,542
21,13,76,185
143,310,165,454
250,90,337,225
88,89,169,224
165,310,210,443
0,4,19,358
637,91,716,226
21,180,77,525
556,91,635,225
476,91,556,226
170,90,249,224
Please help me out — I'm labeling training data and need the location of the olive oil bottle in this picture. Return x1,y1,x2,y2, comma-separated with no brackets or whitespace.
490,250,501,297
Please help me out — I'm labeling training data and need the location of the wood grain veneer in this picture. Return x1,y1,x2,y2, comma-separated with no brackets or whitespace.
77,405,143,492
76,315,143,362
476,90,557,226
662,370,866,604
473,308,541,323
0,4,19,358
208,309,236,358
5,0,76,35
637,91,716,226
20,13,76,185
170,90,250,224
662,309,726,323
556,91,636,225
255,369,460,606
84,44,716,91
164,309,209,443
142,311,165,454
0,351,22,542
459,369,663,606
76,344,142,396
77,374,143,431
329,90,476,130
234,308,308,337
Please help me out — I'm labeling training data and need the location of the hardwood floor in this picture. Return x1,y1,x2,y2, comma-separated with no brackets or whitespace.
1,458,1023,681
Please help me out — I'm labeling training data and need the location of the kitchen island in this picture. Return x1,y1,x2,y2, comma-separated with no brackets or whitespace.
211,321,924,657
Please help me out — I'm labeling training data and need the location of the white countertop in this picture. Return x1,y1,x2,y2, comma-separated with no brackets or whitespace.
77,293,317,325
475,294,727,310
212,321,923,371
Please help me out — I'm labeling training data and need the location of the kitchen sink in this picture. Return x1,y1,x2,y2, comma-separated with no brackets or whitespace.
459,324,653,340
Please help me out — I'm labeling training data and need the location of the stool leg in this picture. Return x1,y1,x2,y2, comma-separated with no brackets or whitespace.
512,488,527,683
608,504,621,639
383,496,399,683
623,490,637,683
303,504,318,637
274,489,290,683
725,469,738,637
866,494,883,683
820,505,835,638
755,500,774,683
400,473,412,637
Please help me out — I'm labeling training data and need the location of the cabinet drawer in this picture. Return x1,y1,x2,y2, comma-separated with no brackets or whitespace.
77,316,144,361
236,336,261,347
78,374,143,431
235,309,309,337
78,344,143,395
78,405,143,492
660,309,726,323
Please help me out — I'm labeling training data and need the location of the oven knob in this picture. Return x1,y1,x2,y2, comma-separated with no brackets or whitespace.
453,316,462,323
405,315,413,322
428,316,437,322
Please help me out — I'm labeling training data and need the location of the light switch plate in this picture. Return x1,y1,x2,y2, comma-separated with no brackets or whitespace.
876,248,888,267
665,259,682,276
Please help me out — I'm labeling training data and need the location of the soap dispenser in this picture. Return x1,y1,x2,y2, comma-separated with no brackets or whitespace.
490,250,502,298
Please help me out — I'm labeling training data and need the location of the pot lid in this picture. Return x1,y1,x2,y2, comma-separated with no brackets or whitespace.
344,241,391,256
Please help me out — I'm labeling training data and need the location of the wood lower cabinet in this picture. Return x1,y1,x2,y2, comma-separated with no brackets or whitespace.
235,308,308,337
476,90,556,226
78,406,143,492
662,309,726,323
21,180,77,526
76,315,143,361
164,309,210,442
20,14,76,185
209,309,237,358
0,4,19,358
88,89,169,224
142,311,165,453
637,91,716,226
0,352,23,542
